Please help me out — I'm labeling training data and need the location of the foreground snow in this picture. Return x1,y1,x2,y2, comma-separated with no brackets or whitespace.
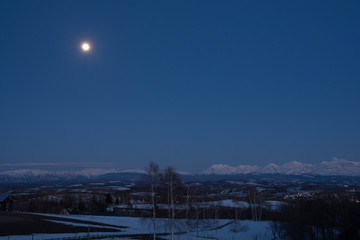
1,213,276,240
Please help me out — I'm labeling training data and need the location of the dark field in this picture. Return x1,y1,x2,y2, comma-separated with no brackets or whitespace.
0,212,124,236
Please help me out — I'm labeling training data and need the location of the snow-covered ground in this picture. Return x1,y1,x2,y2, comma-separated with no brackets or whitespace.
1,213,277,240
263,200,288,210
44,219,124,231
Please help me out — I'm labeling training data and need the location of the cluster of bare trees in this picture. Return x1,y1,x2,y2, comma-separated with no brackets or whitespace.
145,162,256,239
144,162,267,239
144,162,183,240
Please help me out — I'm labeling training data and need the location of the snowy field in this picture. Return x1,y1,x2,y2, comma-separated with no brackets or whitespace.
1,213,277,240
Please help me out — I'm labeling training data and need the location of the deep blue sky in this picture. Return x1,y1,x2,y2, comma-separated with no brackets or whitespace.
1,1,359,172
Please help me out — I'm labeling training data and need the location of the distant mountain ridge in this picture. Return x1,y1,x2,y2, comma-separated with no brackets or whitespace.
1,158,359,184
202,158,360,176
0,167,192,184
0,168,120,178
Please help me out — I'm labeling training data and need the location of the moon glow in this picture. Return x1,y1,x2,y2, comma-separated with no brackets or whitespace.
81,42,91,52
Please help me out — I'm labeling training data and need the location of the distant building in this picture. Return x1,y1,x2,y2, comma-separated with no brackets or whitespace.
59,208,70,215
47,206,71,215
0,191,14,211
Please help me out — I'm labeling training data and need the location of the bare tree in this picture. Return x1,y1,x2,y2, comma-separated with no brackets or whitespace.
248,187,263,221
185,183,196,220
190,187,206,237
233,196,244,224
184,183,196,237
213,201,220,231
231,196,247,234
145,162,160,240
163,166,182,240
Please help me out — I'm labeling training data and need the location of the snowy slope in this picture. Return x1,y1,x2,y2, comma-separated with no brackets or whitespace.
4,213,274,240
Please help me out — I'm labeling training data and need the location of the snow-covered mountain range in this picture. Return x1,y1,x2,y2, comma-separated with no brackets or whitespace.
1,158,359,184
0,167,191,183
0,168,120,178
202,158,360,176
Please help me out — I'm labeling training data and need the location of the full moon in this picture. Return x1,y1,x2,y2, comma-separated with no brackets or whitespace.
81,42,90,52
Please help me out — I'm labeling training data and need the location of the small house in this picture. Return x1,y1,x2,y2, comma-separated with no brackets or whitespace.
0,191,14,211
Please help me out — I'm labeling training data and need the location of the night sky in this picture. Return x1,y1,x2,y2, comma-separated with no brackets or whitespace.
1,1,359,172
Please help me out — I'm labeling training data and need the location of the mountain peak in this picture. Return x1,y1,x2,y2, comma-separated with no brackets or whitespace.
202,164,235,175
